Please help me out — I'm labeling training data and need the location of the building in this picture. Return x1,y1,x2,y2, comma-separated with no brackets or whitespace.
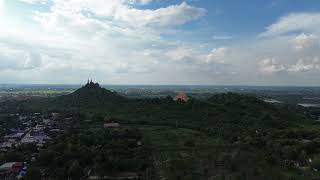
174,92,190,102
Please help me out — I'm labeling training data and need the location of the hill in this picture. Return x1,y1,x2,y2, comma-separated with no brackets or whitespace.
206,93,309,128
4,81,127,113
1,83,311,131
55,81,126,106
4,86,310,129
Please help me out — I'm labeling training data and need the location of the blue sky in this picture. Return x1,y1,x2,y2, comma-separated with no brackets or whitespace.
0,0,320,85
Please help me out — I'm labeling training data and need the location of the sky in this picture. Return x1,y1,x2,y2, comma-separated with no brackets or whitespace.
0,0,320,86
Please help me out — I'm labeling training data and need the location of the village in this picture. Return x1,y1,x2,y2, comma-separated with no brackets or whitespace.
0,109,142,180
0,112,65,179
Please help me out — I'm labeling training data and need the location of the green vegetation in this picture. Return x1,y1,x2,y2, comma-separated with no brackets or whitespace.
2,82,320,179
33,127,154,179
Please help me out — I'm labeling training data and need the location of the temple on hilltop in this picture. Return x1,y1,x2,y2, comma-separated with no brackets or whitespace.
174,92,190,102
85,79,100,88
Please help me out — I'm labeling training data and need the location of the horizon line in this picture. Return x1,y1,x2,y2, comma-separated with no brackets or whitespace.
0,83,319,88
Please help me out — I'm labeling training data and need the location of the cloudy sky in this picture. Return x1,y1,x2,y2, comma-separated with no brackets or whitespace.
0,0,320,85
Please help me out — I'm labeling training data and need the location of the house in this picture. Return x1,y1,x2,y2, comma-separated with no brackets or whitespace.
103,122,120,128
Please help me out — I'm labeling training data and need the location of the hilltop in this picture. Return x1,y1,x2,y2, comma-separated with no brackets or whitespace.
57,81,126,105
9,81,127,112
41,81,127,112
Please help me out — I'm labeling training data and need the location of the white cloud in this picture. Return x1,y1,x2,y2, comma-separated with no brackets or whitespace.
18,0,48,4
259,56,320,74
259,58,286,75
291,33,319,51
255,12,320,82
206,47,228,63
165,46,195,61
39,1,206,30
125,2,206,28
1,0,320,85
33,1,206,49
261,12,320,37
288,57,320,72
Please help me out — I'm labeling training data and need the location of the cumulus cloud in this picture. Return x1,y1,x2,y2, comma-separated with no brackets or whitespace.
37,1,206,31
259,58,286,75
259,57,320,74
1,0,320,85
0,0,211,84
34,2,205,45
288,58,320,72
254,12,320,83
291,33,319,51
131,2,206,28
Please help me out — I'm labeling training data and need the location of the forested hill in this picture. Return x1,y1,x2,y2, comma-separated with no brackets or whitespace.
54,81,127,106
2,81,128,112
206,93,310,129
2,83,311,131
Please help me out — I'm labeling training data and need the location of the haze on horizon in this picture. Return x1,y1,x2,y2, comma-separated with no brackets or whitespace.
0,0,320,86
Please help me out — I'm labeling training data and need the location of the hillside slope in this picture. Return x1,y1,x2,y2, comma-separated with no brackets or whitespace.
54,81,127,106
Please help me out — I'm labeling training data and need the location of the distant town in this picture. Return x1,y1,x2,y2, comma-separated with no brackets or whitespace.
0,111,70,178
